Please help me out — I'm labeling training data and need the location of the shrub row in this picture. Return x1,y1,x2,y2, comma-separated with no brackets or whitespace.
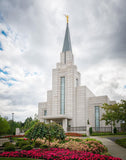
2,138,33,152
3,143,15,152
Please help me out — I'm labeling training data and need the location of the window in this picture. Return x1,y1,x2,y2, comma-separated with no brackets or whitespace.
64,52,66,64
95,106,100,130
60,77,65,114
76,79,78,87
44,110,47,116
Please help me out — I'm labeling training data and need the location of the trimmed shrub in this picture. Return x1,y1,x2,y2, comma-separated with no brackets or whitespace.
91,132,113,136
4,143,15,152
89,127,92,135
16,138,24,146
19,140,29,148
82,134,87,137
40,144,49,149
22,145,33,150
2,142,11,147
84,138,103,144
34,141,42,148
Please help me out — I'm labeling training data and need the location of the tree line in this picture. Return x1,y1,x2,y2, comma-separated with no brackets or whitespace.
0,99,126,136
0,115,38,135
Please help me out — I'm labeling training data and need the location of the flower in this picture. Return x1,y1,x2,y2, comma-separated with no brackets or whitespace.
0,148,122,160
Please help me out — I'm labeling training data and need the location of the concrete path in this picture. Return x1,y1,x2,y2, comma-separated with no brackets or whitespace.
90,136,126,160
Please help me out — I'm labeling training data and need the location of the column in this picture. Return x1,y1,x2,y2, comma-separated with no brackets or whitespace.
63,119,67,132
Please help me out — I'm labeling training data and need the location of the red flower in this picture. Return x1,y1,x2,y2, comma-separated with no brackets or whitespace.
0,148,122,160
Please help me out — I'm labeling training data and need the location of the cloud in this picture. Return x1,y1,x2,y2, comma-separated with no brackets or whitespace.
0,0,126,121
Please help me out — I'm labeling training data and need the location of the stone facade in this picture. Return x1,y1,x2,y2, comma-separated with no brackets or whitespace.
38,21,118,132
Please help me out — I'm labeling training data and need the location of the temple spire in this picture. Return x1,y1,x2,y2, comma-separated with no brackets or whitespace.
65,15,69,23
62,15,72,53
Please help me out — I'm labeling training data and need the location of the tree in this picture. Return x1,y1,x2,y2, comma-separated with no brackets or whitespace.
8,120,15,135
23,117,38,132
101,100,126,129
8,120,23,135
0,116,10,135
25,122,46,141
101,103,120,128
25,122,66,145
118,100,126,123
34,114,38,121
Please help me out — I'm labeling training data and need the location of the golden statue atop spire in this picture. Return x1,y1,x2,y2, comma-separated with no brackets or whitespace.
65,15,69,23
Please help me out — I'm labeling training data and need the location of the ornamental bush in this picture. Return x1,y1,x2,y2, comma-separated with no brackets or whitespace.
4,143,15,152
25,122,66,144
34,140,42,148
2,142,11,147
18,140,30,148
25,122,47,141
22,145,33,150
45,122,66,145
40,144,49,149
37,137,107,154
89,127,92,135
16,138,25,146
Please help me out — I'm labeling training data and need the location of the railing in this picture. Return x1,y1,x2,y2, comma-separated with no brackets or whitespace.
92,127,126,133
92,127,112,133
67,126,87,132
116,127,126,132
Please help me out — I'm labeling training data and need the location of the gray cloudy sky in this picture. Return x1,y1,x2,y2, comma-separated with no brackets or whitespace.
0,0,126,122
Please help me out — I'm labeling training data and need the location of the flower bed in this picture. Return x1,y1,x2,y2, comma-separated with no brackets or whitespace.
0,148,122,160
65,132,83,137
2,135,25,138
37,137,108,154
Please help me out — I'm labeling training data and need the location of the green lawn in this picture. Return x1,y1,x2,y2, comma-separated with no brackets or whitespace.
115,138,126,148
99,135,126,138
0,158,43,160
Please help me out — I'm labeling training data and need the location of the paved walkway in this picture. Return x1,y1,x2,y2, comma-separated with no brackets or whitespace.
90,136,126,160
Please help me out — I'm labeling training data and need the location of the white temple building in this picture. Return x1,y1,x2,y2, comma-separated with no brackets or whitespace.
38,17,116,132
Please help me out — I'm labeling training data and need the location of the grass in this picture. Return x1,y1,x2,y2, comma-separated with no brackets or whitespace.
0,158,42,160
91,132,126,136
98,135,126,138
115,138,126,148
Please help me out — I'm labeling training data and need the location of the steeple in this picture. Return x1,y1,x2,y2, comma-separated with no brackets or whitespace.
62,15,72,53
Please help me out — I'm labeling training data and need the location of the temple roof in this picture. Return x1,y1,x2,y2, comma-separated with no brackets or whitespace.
62,23,72,53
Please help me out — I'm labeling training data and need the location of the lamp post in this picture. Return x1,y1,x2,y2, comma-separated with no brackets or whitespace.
12,113,14,121
12,113,14,135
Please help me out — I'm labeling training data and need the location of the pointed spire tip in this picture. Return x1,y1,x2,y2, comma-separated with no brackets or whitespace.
65,15,69,23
